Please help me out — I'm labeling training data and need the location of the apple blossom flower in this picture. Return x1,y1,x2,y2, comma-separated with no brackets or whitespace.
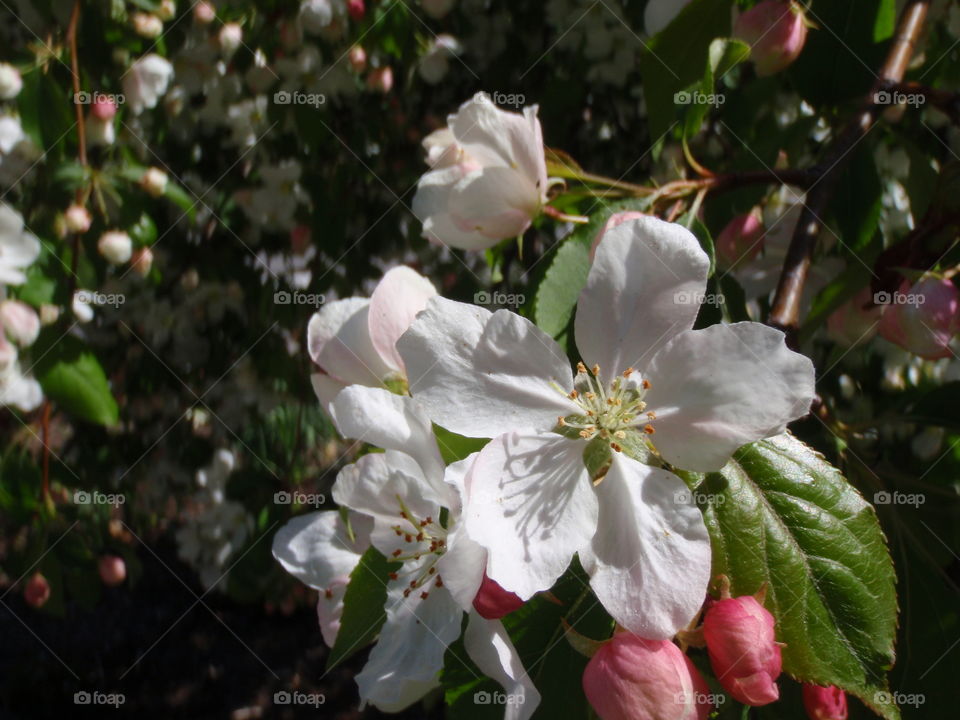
716,208,765,270
644,0,692,35
421,0,456,19
398,216,815,638
802,684,848,720
140,166,169,197
307,265,437,412
879,276,959,359
99,555,127,586
123,54,174,114
0,334,42,411
0,203,41,285
582,633,712,720
412,92,549,251
734,1,809,77
273,386,540,717
703,593,782,705
0,63,23,100
98,230,133,265
64,203,92,234
23,572,51,608
0,299,40,346
132,12,164,39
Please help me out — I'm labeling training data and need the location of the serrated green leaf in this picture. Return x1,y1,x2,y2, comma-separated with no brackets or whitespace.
326,546,400,670
32,332,119,427
682,434,899,719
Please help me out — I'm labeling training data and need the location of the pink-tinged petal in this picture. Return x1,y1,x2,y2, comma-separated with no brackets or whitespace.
413,166,500,250
307,298,395,384
463,431,597,599
576,216,709,383
356,587,463,711
449,166,541,240
589,211,649,261
464,613,542,720
331,386,447,498
368,266,437,374
271,511,372,647
644,323,815,472
580,454,711,639
309,372,347,415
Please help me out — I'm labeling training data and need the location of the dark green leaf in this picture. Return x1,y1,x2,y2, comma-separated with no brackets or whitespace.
32,332,119,427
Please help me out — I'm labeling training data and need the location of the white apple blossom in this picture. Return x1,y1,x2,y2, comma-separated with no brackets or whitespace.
122,54,174,114
273,386,539,717
307,265,437,412
0,334,42,411
98,230,133,265
412,92,549,251
0,203,40,285
0,63,23,100
0,299,40,346
300,0,347,35
397,216,815,638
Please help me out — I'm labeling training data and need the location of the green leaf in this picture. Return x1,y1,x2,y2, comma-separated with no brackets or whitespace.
326,546,400,670
434,425,488,465
683,38,750,141
32,332,119,427
682,434,899,719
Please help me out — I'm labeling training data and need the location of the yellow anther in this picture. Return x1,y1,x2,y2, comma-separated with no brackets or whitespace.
591,364,600,376
644,424,656,435
623,367,634,378
577,362,588,374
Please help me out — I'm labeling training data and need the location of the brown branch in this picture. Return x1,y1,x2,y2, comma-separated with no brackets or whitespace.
768,1,931,336
65,0,85,303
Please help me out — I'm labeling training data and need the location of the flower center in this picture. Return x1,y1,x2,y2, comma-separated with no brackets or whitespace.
385,495,447,600
555,363,657,451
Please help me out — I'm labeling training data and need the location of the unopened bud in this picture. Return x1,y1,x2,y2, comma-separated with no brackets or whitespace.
472,573,524,619
140,166,168,197
734,1,809,76
878,276,960,359
348,45,368,72
218,23,244,55
98,230,133,265
24,572,51,608
194,1,216,25
131,247,154,277
366,66,394,94
64,204,93,234
802,684,848,720
715,209,765,269
583,633,712,720
157,0,177,22
0,62,23,100
132,12,164,39
99,555,127,587
703,593,781,706
0,300,40,347
347,0,365,22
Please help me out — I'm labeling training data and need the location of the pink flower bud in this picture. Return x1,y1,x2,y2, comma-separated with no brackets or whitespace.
827,287,882,347
472,573,524,619
348,0,365,22
590,211,649,261
98,555,127,587
64,203,93,234
194,1,216,25
0,300,40,347
716,209,765,269
366,66,394,94
583,634,713,720
91,97,118,120
131,247,154,277
132,12,164,39
218,23,244,55
24,572,51,608
98,230,133,265
734,1,809,77
702,594,782,706
802,684,848,720
348,45,368,72
878,276,960,359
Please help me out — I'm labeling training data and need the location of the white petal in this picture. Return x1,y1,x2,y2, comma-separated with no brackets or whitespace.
357,587,463,712
307,298,395,385
331,385,448,499
464,613,542,720
580,454,711,639
438,523,487,612
368,266,437,374
271,511,372,646
400,297,577,438
309,372,346,416
575,216,709,382
0,371,42,411
449,166,541,240
413,166,500,250
463,432,597,599
644,322,816,472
